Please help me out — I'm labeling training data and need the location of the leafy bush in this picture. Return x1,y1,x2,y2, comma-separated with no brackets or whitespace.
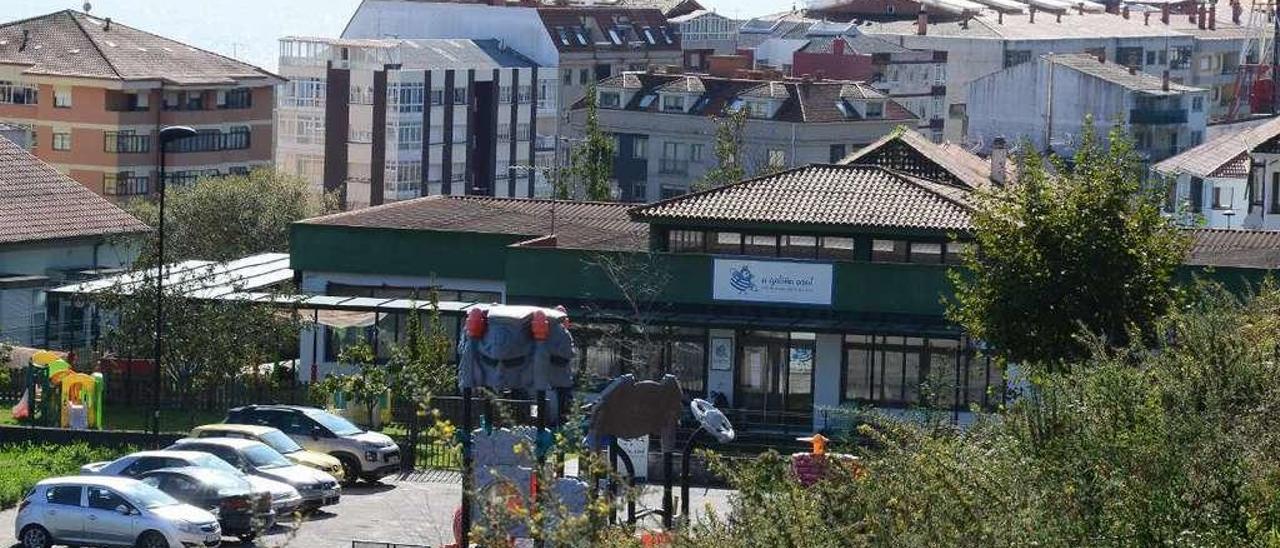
0,442,131,509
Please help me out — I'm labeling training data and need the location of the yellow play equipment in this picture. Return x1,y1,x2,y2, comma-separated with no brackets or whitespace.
14,350,106,429
57,371,104,429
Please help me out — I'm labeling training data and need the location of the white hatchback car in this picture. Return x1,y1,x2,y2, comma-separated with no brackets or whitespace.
15,475,221,548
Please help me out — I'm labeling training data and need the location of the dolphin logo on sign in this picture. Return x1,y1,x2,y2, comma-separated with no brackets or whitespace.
729,265,755,293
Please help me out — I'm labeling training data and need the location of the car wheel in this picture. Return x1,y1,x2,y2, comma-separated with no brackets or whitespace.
19,525,51,548
136,530,169,548
336,454,360,485
238,532,258,542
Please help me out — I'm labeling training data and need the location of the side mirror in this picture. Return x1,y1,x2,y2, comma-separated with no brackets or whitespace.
115,504,132,516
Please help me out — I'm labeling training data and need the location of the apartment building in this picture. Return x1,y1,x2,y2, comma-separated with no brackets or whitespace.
864,6,1256,141
0,10,280,200
967,53,1209,163
341,0,684,178
671,9,741,70
1154,116,1280,230
277,37,543,207
570,69,917,202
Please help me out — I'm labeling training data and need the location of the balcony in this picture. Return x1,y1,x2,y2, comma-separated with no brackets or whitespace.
1130,108,1188,125
659,158,689,175
166,131,251,153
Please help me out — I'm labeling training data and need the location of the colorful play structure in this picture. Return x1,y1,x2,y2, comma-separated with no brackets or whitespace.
10,349,105,429
451,304,736,547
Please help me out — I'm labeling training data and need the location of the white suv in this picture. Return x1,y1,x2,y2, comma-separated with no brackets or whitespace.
15,476,221,548
225,405,400,484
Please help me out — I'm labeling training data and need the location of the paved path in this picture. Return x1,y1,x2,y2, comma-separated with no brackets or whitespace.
3,474,733,548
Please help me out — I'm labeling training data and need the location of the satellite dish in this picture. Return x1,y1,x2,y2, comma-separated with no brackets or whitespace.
83,2,92,12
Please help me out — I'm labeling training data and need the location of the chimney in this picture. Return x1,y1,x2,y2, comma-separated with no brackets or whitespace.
1122,5,1129,19
1198,3,1207,29
104,16,111,31
1076,3,1084,15
917,5,928,35
1161,3,1169,24
1209,4,1216,29
1145,11,1150,25
1129,65,1138,74
19,29,28,51
1163,69,1170,91
1030,7,1036,23
1056,11,1062,23
832,36,845,55
998,11,1004,24
990,137,1008,185
1233,1,1243,24
815,69,825,81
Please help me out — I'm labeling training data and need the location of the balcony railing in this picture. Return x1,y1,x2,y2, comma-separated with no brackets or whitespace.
166,131,251,153
1130,108,1188,125
659,158,689,175
104,133,151,154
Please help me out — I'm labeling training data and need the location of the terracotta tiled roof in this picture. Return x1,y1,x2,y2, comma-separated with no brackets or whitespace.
301,195,647,251
1153,116,1280,179
840,128,1005,189
1186,228,1280,269
0,135,149,245
630,164,974,231
0,10,280,85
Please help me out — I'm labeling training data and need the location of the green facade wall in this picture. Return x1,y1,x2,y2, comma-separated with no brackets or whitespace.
290,224,526,280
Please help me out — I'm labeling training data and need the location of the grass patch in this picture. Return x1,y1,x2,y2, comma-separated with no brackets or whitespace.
1,405,227,433
0,442,133,509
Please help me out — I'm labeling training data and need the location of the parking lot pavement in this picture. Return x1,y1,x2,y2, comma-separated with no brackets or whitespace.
3,476,733,548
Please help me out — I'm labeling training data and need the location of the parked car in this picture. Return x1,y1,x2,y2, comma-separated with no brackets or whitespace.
15,475,220,548
81,450,302,515
190,423,344,481
169,438,341,509
138,466,274,543
226,404,401,483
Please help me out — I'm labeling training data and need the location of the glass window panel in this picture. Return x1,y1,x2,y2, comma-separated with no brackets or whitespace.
843,341,873,401
880,336,905,403
781,235,817,259
909,242,944,264
928,338,959,408
670,339,705,394
871,240,908,262
709,231,741,254
903,338,923,404
819,236,855,260
743,234,777,257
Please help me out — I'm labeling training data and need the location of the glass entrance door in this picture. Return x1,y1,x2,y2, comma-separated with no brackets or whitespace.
735,332,815,428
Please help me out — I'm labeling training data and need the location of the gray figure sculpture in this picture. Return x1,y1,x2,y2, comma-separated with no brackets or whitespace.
588,374,684,452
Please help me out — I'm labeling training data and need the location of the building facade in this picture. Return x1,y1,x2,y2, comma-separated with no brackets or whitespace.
0,10,280,199
341,0,684,185
967,53,1209,163
276,37,544,207
1155,116,1280,230
0,134,146,347
572,70,917,201
670,10,741,70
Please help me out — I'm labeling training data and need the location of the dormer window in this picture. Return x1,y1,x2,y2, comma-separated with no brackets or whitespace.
575,27,590,46
599,90,621,108
745,100,768,118
662,94,685,112
638,93,658,108
557,27,571,46
608,28,623,45
866,101,883,119
642,26,657,45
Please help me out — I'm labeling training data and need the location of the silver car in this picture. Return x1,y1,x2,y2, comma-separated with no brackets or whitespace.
81,450,302,515
169,438,341,509
14,475,220,548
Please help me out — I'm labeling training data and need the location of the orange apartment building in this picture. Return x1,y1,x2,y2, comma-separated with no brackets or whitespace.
0,10,280,200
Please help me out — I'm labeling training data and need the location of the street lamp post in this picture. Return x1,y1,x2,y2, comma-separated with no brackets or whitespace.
152,125,197,443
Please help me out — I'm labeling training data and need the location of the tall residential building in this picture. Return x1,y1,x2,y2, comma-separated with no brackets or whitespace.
966,53,1209,163
572,69,917,202
340,0,684,176
277,37,543,207
0,10,280,199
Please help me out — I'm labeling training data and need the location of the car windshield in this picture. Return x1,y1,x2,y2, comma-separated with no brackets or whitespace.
259,430,303,454
120,482,181,509
304,410,362,436
192,453,243,475
243,445,293,469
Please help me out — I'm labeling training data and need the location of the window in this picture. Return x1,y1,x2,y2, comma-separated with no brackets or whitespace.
1146,51,1157,66
767,149,786,169
1192,96,1204,112
53,88,72,108
579,68,591,86
871,239,907,262
1189,177,1205,212
1116,47,1144,68
104,172,150,196
599,91,621,108
689,143,704,163
517,85,531,103
46,486,82,506
818,236,854,260
709,231,742,254
453,87,468,105
1271,173,1280,214
500,85,513,103
1212,185,1233,210
430,89,444,106
668,229,704,252
104,131,150,154
829,144,847,163
662,94,685,112
743,234,778,256
865,101,883,119
0,80,38,105
660,142,688,174
944,242,968,264
223,87,252,109
781,235,817,259
497,123,511,141
563,69,573,85
1171,47,1193,69
52,131,71,151
909,242,943,263
1003,50,1032,68
393,82,425,113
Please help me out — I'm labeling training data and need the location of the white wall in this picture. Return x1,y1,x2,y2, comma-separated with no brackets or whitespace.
0,239,136,346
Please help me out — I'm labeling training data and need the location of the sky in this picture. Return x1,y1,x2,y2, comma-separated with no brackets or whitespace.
5,0,788,72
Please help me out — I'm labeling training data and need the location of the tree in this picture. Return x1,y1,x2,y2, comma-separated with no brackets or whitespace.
947,120,1189,369
565,83,615,201
124,167,337,264
388,288,456,408
336,341,390,428
693,107,747,191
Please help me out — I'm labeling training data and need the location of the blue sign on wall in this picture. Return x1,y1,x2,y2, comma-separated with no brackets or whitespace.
711,258,834,306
